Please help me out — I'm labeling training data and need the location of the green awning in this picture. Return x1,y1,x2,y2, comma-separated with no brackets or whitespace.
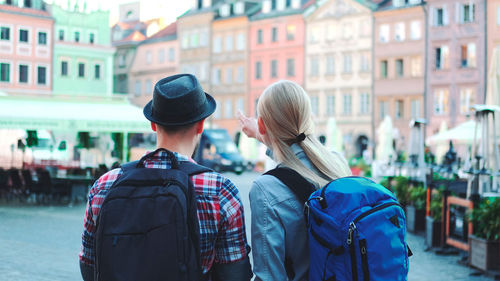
0,96,151,133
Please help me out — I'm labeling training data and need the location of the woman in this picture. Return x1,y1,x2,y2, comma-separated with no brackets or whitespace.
239,80,351,281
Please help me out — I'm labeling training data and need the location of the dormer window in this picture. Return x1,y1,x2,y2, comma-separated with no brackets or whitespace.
277,0,286,10
262,0,271,13
291,0,300,9
220,4,230,17
234,2,244,14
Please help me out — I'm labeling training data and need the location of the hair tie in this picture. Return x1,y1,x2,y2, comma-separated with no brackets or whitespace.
295,133,306,143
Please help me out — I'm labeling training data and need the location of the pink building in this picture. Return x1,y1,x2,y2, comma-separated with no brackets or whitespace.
426,0,486,136
0,2,53,95
129,23,178,107
487,0,500,73
248,0,311,115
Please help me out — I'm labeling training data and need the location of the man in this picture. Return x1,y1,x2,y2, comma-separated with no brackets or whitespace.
79,74,251,280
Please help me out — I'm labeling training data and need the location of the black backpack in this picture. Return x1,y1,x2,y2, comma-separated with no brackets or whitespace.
94,149,211,281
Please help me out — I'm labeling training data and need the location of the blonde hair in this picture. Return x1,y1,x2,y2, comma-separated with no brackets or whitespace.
258,80,352,187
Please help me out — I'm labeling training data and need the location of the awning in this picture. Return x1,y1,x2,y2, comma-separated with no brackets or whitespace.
0,95,151,133
426,120,479,145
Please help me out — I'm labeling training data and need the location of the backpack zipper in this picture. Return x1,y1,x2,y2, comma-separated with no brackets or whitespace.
359,239,369,281
353,202,401,224
347,222,358,281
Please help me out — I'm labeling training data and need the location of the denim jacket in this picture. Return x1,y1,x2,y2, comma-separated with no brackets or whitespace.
250,144,321,281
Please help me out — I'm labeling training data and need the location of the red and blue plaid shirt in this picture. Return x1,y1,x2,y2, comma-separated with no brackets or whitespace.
79,149,250,273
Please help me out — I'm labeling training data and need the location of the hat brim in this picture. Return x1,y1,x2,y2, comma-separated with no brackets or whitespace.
143,92,216,127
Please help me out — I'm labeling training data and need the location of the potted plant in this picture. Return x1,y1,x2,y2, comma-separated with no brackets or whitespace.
426,188,443,248
468,198,500,271
406,183,426,233
393,176,410,208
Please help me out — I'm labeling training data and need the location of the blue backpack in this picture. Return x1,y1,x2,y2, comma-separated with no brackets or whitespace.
266,168,411,281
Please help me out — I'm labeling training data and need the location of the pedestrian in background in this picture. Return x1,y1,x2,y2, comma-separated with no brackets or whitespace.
80,74,252,281
239,80,351,280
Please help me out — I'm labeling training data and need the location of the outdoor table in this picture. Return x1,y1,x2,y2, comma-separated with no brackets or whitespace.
51,175,94,204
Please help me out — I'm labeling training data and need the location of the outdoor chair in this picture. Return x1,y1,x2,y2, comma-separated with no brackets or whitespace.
36,168,53,204
22,169,39,203
8,168,24,199
0,168,9,199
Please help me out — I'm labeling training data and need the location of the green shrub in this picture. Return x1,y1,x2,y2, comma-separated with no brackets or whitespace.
393,176,410,206
409,185,427,210
468,198,500,240
429,188,443,221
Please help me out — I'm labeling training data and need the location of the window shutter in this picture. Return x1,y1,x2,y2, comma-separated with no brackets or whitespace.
443,5,449,25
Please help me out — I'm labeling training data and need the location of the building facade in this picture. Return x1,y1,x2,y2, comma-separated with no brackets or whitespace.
129,23,178,107
51,4,114,96
426,0,486,135
0,0,53,96
248,0,309,116
487,0,500,74
305,0,374,157
210,1,259,136
374,0,426,149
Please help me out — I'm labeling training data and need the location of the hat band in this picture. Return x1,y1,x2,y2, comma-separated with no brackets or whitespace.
152,101,207,124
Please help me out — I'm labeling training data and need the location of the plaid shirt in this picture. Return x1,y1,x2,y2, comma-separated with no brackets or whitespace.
79,149,250,273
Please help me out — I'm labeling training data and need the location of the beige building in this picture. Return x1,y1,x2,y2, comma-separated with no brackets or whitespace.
211,1,259,136
374,1,426,149
128,23,178,107
305,0,376,157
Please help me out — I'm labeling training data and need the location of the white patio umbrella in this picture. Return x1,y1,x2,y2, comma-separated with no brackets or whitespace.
426,120,479,146
326,117,343,153
375,115,395,164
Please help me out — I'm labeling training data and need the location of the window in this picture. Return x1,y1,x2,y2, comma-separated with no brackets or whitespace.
342,23,353,40
287,58,295,77
410,57,422,77
225,35,233,51
237,66,244,83
135,80,141,96
311,96,319,116
236,33,245,50
145,79,152,95
396,59,404,77
146,51,152,65
182,34,189,49
74,31,80,42
1,63,10,82
59,29,64,41
310,26,320,43
433,7,449,26
310,57,319,76
434,89,449,115
61,61,68,76
190,33,199,48
343,94,352,115
119,54,126,67
435,46,449,70
379,100,389,119
224,100,233,119
236,98,244,115
257,29,263,44
38,32,47,45
271,60,278,78
327,94,335,115
225,68,233,84
380,60,388,78
94,64,100,79
326,25,335,41
19,64,28,83
286,25,296,41
360,93,370,115
394,22,405,41
213,36,222,53
360,19,370,37
37,66,46,85
158,49,165,63
343,54,352,74
212,68,221,85
460,88,474,114
379,24,389,43
24,0,31,8
395,100,404,119
169,48,175,62
411,99,421,118
461,43,476,68
360,53,370,72
498,6,500,26
326,55,335,75
410,21,421,40
255,61,262,79
200,31,208,47
19,29,28,43
89,33,95,44
272,27,278,42
78,63,85,77
1,27,10,41
460,3,475,23
214,101,221,119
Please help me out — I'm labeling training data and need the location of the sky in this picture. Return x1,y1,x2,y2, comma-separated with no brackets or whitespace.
45,0,192,25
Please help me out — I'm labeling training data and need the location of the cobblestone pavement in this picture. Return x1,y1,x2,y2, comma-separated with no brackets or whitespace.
0,171,494,280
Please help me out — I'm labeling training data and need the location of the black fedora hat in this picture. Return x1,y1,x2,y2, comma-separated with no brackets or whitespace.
143,74,216,126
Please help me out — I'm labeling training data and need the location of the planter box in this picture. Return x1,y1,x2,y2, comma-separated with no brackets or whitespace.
406,205,426,233
469,234,500,271
425,216,442,248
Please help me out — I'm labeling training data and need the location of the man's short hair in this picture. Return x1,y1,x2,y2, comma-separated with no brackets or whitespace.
156,121,198,134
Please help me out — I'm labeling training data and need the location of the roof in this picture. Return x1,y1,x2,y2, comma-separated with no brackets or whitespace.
375,0,424,12
147,22,177,40
250,0,315,21
0,96,150,133
0,3,52,19
113,30,147,46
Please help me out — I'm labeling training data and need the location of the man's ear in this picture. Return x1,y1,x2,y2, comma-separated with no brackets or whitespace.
196,119,205,134
151,122,157,132
258,117,266,135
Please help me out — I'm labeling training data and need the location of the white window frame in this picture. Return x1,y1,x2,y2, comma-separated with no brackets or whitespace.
17,61,31,84
169,48,175,62
88,29,98,44
224,99,233,119
0,23,14,55
35,27,50,58
379,24,389,43
134,80,142,96
236,66,244,83
236,33,245,50
93,62,103,80
17,25,31,44
225,67,233,84
73,28,83,43
146,50,153,65
213,36,222,53
410,21,421,40
394,22,405,42
60,58,70,77
35,63,50,86
225,35,233,52
76,60,87,79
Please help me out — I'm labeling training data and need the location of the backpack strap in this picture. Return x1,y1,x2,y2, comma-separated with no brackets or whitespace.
264,167,316,205
178,161,213,176
120,160,140,173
